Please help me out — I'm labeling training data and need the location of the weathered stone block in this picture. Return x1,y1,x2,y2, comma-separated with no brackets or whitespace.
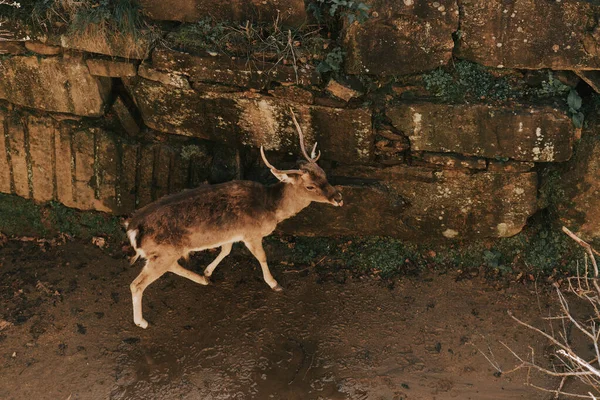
554,124,600,240
137,144,156,207
54,125,75,208
120,142,140,212
129,77,373,163
269,86,314,104
0,42,26,55
422,153,486,170
139,0,306,27
97,133,118,210
86,59,137,77
387,103,573,162
375,128,410,162
0,107,208,213
488,160,534,173
0,113,11,194
457,0,600,70
181,143,212,187
27,116,55,202
326,79,362,102
309,107,372,164
343,0,458,75
151,48,320,89
280,166,538,240
72,129,99,210
24,41,61,56
128,77,240,144
6,115,29,198
61,32,150,59
0,56,112,117
154,145,173,199
112,97,141,136
575,70,600,94
138,63,191,89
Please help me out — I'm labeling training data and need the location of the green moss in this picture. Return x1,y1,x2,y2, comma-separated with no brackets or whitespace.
0,193,124,241
531,72,571,98
48,201,124,240
422,62,574,104
422,61,513,102
0,194,49,236
266,220,581,279
316,47,345,75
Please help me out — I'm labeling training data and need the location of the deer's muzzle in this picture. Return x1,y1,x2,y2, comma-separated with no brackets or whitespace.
331,192,343,207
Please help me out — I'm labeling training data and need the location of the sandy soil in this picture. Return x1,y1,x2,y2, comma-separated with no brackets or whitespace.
0,239,567,399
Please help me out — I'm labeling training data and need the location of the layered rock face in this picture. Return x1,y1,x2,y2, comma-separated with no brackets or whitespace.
0,0,597,241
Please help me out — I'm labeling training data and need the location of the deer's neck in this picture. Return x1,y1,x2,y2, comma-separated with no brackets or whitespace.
269,182,311,223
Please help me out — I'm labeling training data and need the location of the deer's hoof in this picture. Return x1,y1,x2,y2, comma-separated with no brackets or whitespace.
272,284,284,292
135,319,149,329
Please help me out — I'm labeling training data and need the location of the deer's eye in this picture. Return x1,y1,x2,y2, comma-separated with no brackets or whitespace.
305,185,316,191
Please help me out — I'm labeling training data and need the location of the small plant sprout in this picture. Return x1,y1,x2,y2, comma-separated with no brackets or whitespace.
568,89,585,128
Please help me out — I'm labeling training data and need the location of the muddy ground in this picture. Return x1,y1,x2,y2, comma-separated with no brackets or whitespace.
0,239,570,399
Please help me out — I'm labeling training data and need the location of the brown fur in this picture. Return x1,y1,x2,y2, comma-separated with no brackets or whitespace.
127,159,342,329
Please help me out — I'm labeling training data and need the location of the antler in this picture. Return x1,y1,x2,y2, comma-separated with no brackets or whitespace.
260,146,303,175
289,108,321,163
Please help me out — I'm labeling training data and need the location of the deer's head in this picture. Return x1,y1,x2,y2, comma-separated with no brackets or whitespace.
260,110,343,207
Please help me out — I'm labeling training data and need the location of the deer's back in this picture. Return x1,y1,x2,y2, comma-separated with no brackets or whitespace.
128,181,279,250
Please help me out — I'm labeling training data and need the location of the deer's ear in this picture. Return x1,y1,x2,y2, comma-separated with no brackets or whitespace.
270,170,295,183
270,169,305,183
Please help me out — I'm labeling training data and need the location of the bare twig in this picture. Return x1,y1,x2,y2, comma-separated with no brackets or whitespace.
0,1,21,7
476,227,600,399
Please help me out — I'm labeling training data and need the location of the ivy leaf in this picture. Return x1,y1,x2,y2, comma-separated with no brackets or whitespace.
567,89,582,111
329,3,338,16
572,112,584,128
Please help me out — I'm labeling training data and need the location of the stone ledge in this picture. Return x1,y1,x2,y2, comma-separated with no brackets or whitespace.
151,47,320,89
86,59,137,78
127,77,373,164
387,102,574,162
0,56,111,117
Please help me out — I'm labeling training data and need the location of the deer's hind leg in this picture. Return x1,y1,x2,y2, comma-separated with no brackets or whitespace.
169,262,211,285
130,254,177,329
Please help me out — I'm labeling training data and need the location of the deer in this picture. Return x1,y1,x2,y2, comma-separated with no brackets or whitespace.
125,110,343,328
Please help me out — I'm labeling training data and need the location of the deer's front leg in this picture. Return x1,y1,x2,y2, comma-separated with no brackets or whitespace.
243,238,283,292
130,257,172,329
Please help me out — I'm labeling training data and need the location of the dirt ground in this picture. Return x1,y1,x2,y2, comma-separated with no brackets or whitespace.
0,239,568,400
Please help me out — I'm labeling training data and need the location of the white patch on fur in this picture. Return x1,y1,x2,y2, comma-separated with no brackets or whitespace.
127,229,138,249
127,229,146,261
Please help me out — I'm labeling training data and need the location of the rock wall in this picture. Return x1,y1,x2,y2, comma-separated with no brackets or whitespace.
0,0,599,242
